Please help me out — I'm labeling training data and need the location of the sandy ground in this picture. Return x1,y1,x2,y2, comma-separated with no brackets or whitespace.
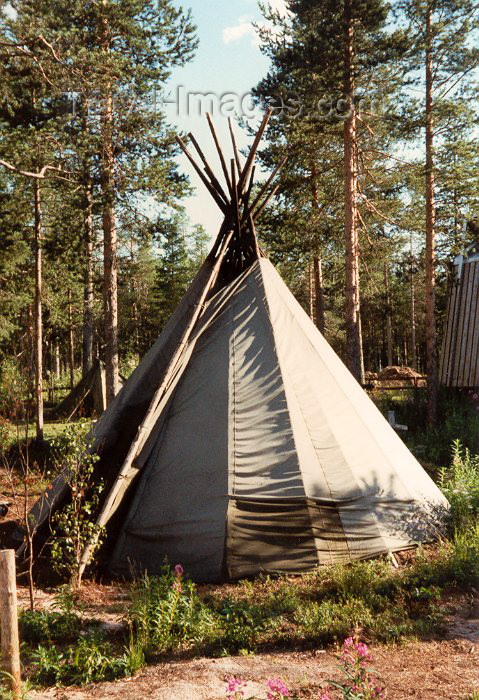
22,583,479,700
28,638,479,700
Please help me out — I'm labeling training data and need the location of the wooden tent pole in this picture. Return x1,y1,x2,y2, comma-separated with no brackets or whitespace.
79,227,235,576
248,213,261,259
245,155,287,221
231,160,241,239
187,132,229,206
206,113,233,195
176,136,227,213
242,166,256,210
228,117,243,175
253,183,280,222
237,108,272,193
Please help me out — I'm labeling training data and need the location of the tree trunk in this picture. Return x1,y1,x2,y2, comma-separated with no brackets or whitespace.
33,179,44,441
410,234,417,370
313,256,325,334
101,10,119,404
68,289,75,390
53,340,60,379
425,3,438,425
343,0,364,384
385,265,393,367
82,179,94,377
310,163,325,335
308,262,314,320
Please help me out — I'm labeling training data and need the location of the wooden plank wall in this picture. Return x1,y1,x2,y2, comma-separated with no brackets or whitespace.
440,259,479,388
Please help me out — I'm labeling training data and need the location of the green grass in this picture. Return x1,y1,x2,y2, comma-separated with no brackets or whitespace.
8,404,479,689
21,525,479,689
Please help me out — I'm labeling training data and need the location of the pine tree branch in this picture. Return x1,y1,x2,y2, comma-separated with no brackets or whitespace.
361,194,411,232
435,58,479,102
0,159,71,180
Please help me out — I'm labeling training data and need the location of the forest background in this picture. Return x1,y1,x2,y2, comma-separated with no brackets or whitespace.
1,0,478,437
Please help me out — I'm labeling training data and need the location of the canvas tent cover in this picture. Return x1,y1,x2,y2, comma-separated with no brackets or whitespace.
48,360,109,421
28,113,448,583
98,258,447,581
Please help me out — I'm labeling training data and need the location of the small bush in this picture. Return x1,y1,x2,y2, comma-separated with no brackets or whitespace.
50,423,104,588
406,527,479,591
31,631,135,686
318,560,394,605
296,597,373,645
19,585,83,644
439,440,479,534
218,598,267,653
126,564,219,656
373,390,479,470
19,608,81,645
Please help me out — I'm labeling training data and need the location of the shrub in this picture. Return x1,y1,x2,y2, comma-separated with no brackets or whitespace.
19,585,82,644
406,527,479,591
373,390,479,470
126,564,219,656
439,440,479,534
218,598,267,654
50,423,103,588
295,597,373,645
31,631,136,686
19,608,81,645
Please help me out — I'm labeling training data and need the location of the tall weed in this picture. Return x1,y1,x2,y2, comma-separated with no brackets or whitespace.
126,565,219,656
439,440,479,533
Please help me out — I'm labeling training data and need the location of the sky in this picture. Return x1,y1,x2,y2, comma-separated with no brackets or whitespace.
164,0,288,236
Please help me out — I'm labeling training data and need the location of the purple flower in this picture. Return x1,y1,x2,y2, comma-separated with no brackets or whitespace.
355,642,370,659
266,677,290,699
174,563,184,577
225,677,246,699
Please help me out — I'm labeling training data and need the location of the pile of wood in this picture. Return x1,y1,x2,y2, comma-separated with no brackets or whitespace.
364,366,426,390
378,366,423,381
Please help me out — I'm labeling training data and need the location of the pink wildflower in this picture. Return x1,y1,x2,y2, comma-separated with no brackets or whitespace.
319,690,332,700
266,677,290,699
225,676,246,700
172,580,182,593
174,563,184,577
355,642,370,659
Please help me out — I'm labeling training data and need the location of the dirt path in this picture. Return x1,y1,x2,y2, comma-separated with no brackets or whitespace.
21,584,479,699
28,635,479,700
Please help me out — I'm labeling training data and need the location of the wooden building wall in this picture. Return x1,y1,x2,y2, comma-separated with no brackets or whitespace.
440,259,479,388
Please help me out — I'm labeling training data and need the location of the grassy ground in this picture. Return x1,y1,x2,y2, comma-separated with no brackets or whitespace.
11,550,479,697
0,392,478,696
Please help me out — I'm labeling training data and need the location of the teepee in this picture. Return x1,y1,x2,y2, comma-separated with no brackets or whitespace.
31,112,448,582
47,360,111,421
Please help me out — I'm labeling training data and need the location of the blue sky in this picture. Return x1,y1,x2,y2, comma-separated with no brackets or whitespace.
164,0,288,236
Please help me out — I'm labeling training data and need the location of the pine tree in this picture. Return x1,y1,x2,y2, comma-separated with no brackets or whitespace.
254,0,407,380
399,0,479,424
1,0,198,406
